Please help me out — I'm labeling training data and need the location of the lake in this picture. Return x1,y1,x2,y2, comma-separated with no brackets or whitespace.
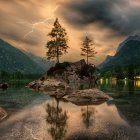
0,79,140,140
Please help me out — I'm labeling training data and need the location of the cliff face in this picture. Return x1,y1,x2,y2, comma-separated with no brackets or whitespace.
98,35,140,71
98,55,113,69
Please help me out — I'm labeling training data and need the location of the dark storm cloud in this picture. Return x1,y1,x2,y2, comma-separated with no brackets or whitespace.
59,0,140,36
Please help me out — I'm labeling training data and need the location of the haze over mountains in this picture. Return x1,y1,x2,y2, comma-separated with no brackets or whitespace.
0,35,140,74
23,51,55,72
98,35,140,71
0,39,53,74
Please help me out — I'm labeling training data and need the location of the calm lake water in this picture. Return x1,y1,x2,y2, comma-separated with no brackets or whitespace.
0,80,140,140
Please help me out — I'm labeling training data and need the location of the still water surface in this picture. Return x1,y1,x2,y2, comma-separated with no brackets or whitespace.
0,80,140,140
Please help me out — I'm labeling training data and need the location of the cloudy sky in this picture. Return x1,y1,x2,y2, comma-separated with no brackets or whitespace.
0,0,140,64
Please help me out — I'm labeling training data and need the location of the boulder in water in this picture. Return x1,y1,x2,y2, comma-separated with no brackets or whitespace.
64,89,112,106
0,83,8,90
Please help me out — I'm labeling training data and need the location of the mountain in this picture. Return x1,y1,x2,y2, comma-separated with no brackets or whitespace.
116,35,140,53
99,35,140,72
98,55,113,69
24,52,55,72
0,39,46,74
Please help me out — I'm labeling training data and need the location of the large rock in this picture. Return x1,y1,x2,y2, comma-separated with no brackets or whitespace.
26,80,42,90
46,59,91,82
66,59,86,72
27,60,89,92
64,89,112,106
0,107,7,121
27,78,70,93
0,83,8,90
33,59,98,86
40,79,67,91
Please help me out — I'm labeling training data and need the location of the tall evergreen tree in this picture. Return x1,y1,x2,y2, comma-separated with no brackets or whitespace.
46,18,69,63
81,36,97,64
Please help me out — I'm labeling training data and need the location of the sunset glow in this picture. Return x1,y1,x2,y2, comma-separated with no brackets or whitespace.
1,0,140,64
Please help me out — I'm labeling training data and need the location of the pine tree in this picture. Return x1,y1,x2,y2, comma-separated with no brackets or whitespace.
81,36,97,64
46,18,69,63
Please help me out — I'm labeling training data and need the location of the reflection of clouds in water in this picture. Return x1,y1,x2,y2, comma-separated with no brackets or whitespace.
96,103,128,125
0,100,139,140
0,105,47,140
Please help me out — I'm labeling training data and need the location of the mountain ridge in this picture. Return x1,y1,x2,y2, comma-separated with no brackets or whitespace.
98,35,140,71
0,39,46,74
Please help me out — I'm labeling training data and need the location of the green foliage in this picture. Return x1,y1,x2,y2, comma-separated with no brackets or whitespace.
99,39,140,80
81,36,97,64
103,71,112,78
0,71,41,82
127,65,135,80
46,18,69,63
100,65,139,80
114,66,125,80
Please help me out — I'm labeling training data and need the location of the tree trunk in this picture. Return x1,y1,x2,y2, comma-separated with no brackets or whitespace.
86,105,89,128
56,46,59,63
87,53,88,65
57,56,59,63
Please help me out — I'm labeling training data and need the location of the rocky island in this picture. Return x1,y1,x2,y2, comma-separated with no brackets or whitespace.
27,60,112,105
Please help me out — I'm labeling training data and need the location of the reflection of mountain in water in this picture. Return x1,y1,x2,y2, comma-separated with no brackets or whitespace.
116,96,140,126
98,79,140,128
46,98,68,140
98,79,140,95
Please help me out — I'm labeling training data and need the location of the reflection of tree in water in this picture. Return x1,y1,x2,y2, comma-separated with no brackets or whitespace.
79,82,96,90
81,105,95,129
46,98,68,140
128,81,134,95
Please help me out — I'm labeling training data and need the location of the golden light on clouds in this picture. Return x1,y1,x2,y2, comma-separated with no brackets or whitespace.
0,0,140,64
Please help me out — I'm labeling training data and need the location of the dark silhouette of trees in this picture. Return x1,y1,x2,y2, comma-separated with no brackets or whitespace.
46,18,69,63
114,66,125,80
127,65,135,80
78,64,98,85
0,71,41,80
81,36,97,65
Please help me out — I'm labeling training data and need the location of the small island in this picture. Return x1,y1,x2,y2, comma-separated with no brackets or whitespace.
27,59,112,105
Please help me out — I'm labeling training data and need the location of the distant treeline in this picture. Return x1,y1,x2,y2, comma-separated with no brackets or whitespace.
0,71,41,80
100,65,140,80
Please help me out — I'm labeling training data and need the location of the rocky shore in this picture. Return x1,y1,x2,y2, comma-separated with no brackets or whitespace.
0,107,7,121
27,77,112,105
27,78,71,98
